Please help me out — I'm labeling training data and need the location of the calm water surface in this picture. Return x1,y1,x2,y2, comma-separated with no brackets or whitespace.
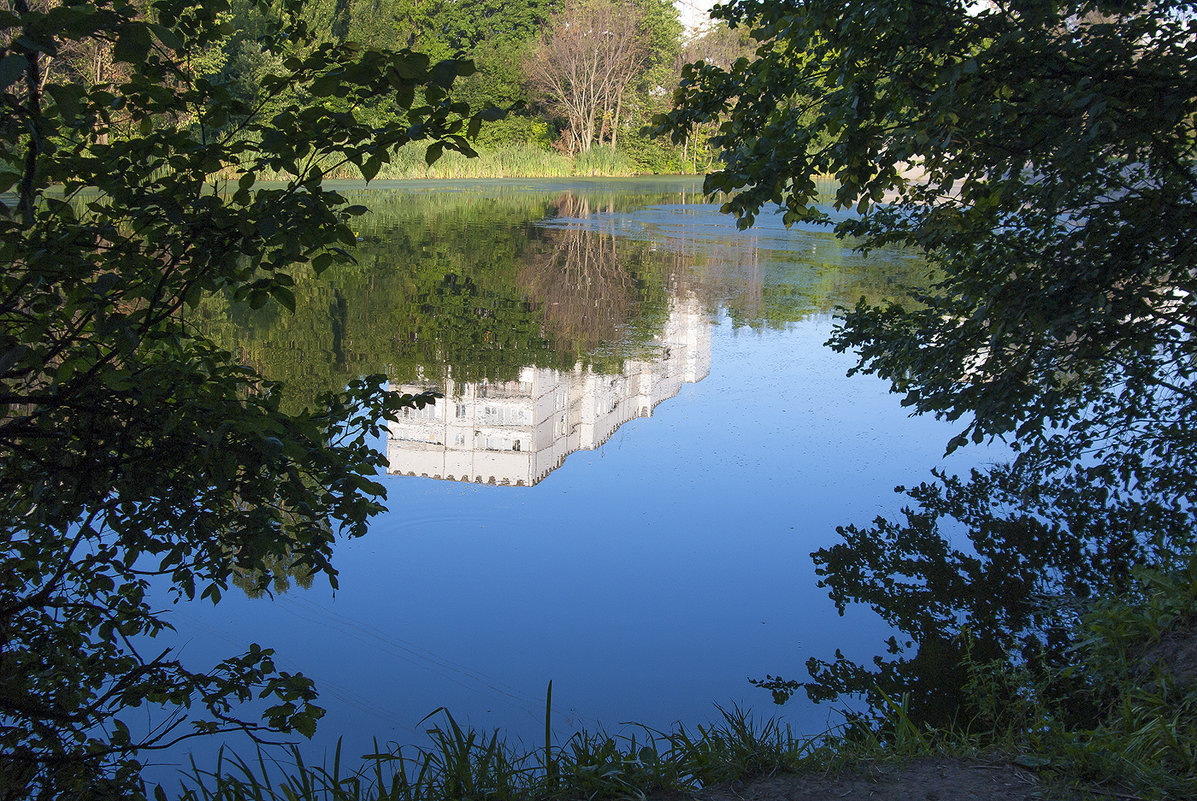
155,178,980,780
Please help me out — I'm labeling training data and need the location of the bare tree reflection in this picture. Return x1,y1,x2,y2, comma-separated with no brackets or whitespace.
519,194,641,354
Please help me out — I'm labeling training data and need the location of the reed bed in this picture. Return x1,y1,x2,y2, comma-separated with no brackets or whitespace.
173,700,826,801
248,144,657,183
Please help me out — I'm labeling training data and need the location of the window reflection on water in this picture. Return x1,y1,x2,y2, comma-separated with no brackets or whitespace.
388,295,712,486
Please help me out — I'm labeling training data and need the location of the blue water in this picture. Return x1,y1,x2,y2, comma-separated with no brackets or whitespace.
145,180,985,786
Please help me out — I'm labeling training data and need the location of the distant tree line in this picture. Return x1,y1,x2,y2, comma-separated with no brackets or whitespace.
20,0,757,173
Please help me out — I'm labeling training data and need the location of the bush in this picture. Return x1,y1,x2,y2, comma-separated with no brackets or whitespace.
618,128,683,174
473,115,557,150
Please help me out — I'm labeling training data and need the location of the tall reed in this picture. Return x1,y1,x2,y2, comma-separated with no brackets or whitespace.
249,143,653,183
173,702,823,801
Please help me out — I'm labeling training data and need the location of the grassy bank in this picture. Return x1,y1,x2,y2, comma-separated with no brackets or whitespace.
172,696,1194,801
162,699,1136,801
167,562,1197,801
175,702,940,801
252,142,697,181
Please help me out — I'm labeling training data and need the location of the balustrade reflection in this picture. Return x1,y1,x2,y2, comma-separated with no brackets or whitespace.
386,295,711,486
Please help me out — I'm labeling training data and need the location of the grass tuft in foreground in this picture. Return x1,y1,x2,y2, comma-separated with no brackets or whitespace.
174,703,818,801
172,562,1197,801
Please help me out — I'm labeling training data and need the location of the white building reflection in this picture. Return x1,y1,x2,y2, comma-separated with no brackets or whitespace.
387,297,711,486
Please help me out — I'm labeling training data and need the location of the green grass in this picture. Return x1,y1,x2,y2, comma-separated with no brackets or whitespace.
166,685,1197,801
251,143,674,182
162,698,1050,801
173,702,830,801
167,559,1197,801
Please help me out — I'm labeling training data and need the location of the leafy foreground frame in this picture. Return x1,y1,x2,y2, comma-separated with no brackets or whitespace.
656,0,1197,775
0,0,504,796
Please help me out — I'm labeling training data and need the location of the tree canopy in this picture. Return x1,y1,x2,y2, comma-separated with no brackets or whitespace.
200,0,690,160
0,0,496,795
657,0,1197,729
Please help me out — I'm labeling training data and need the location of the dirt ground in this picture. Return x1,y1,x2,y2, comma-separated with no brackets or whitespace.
651,757,1090,801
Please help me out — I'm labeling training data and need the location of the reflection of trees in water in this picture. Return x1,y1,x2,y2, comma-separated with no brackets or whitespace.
520,194,643,355
195,188,926,414
667,229,926,330
386,193,677,385
693,240,765,324
231,552,316,599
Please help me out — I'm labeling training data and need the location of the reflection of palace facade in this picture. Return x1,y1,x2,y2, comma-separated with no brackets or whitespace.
387,297,711,486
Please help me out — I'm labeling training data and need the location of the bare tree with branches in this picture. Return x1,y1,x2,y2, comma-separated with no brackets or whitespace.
524,0,649,154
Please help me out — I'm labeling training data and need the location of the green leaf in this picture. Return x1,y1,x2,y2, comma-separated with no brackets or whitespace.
14,34,58,57
149,23,183,53
182,280,204,309
479,106,507,122
393,52,429,80
0,54,28,93
425,142,444,166
360,154,383,181
292,708,321,738
395,83,415,109
269,284,295,312
310,73,340,97
0,170,20,195
46,83,83,119
311,252,334,273
431,60,459,89
112,22,153,64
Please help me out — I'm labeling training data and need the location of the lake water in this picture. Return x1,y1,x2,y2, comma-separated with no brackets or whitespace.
153,177,979,783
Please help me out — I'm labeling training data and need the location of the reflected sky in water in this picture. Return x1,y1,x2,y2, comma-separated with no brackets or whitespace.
151,178,983,783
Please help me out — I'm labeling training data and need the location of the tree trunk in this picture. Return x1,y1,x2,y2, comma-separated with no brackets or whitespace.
612,87,624,151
